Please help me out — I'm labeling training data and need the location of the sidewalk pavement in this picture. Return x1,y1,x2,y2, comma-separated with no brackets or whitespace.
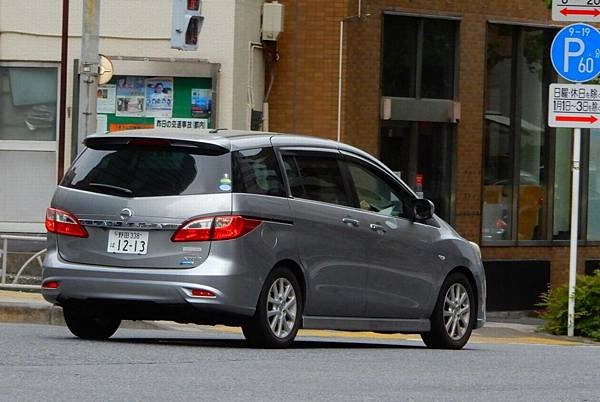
0,290,595,346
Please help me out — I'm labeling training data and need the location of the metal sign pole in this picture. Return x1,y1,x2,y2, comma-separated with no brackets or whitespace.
568,127,581,337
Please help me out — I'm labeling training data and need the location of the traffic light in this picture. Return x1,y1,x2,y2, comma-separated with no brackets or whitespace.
171,0,204,51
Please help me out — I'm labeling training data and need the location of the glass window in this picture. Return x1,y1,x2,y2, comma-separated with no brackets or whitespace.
0,67,58,141
232,148,285,197
422,19,456,99
382,15,417,98
345,160,411,218
517,28,553,241
588,130,600,240
483,24,514,242
482,24,556,242
553,128,573,240
380,121,454,221
282,153,351,207
382,15,457,100
61,143,231,198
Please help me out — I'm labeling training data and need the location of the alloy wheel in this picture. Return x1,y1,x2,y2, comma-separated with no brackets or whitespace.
443,283,470,341
266,277,297,339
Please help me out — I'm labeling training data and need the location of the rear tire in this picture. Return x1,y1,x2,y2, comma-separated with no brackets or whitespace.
63,305,121,340
421,272,475,350
242,267,303,348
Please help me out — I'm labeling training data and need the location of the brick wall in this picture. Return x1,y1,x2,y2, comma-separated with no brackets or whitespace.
268,0,598,288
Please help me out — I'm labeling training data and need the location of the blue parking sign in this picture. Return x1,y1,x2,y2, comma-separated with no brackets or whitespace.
551,23,600,83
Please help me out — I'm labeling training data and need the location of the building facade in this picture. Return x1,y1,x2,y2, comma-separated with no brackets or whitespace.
0,0,265,233
267,0,600,309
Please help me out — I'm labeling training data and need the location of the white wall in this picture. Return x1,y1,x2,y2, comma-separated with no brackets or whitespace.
0,0,264,160
0,0,265,232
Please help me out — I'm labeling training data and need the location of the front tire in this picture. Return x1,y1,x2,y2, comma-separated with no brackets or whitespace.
242,267,303,348
421,272,475,350
63,305,121,340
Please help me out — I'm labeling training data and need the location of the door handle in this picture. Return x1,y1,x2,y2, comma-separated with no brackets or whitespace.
342,217,360,227
370,223,387,233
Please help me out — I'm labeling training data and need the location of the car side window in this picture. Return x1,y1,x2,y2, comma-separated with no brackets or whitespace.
282,152,351,207
345,159,413,219
232,147,286,197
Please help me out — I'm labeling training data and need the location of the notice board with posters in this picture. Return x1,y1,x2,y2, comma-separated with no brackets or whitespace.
96,76,213,133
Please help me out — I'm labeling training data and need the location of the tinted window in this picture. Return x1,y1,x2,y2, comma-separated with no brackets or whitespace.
233,147,285,197
282,153,351,207
345,160,413,218
61,144,231,197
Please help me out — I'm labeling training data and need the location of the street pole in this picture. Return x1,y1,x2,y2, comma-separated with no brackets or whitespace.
58,0,69,182
77,0,100,152
568,127,581,337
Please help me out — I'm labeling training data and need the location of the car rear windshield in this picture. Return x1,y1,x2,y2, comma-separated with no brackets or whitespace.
61,142,231,198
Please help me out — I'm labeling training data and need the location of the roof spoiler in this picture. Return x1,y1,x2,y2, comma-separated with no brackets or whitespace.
84,136,229,156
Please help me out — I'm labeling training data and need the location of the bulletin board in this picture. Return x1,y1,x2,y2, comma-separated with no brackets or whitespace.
96,76,213,132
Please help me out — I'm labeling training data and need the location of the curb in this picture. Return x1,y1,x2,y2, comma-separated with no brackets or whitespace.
0,301,161,330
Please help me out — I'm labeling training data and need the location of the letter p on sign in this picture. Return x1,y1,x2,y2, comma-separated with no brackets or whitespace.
564,38,585,73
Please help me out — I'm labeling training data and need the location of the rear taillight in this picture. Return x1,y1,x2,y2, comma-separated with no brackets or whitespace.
45,208,88,238
171,215,261,242
42,281,60,289
191,289,216,298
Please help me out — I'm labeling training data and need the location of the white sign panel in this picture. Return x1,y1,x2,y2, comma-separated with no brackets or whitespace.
97,114,108,133
548,83,600,128
553,0,600,22
154,118,209,130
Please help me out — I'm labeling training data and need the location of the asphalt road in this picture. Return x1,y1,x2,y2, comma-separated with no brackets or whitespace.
0,323,598,402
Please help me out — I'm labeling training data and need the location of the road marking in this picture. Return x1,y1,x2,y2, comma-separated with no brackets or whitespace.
205,325,587,347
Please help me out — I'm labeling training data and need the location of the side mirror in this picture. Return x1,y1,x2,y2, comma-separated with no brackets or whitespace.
413,199,435,221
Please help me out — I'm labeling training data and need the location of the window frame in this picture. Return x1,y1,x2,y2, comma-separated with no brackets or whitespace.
231,146,286,198
481,22,596,246
340,153,418,221
277,148,355,208
381,12,460,101
0,61,60,150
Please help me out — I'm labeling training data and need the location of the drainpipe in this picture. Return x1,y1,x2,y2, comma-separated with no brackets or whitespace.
248,41,263,130
337,2,369,143
337,20,345,143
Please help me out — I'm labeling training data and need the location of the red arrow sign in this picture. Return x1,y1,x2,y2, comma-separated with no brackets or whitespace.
556,115,599,124
560,7,600,17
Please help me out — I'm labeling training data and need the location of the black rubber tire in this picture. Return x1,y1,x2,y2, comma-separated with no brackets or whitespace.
242,267,303,348
63,305,121,340
421,272,475,350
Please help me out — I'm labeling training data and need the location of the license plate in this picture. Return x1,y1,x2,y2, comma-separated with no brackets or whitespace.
107,230,149,255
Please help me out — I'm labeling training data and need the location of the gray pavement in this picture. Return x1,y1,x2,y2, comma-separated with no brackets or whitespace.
0,289,595,345
0,323,598,402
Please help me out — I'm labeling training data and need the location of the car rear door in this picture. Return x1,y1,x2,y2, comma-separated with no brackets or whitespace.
54,136,232,269
279,148,370,317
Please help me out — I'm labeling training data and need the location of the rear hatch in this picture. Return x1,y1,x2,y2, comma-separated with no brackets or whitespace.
54,136,232,268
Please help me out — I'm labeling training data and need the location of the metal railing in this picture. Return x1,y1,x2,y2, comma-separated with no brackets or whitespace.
0,235,47,290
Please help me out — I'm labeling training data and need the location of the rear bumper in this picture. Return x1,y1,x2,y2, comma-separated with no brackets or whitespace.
42,250,258,323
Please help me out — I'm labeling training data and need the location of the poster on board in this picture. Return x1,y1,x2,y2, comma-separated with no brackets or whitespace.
97,114,108,132
96,84,116,114
115,76,145,117
145,78,173,118
191,88,212,118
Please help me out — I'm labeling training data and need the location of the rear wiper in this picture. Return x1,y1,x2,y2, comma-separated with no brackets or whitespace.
89,182,134,196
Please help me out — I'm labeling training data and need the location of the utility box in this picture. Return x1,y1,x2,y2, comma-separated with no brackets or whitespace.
262,1,284,41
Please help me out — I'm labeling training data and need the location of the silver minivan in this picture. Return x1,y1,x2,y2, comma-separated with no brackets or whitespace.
42,129,485,349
